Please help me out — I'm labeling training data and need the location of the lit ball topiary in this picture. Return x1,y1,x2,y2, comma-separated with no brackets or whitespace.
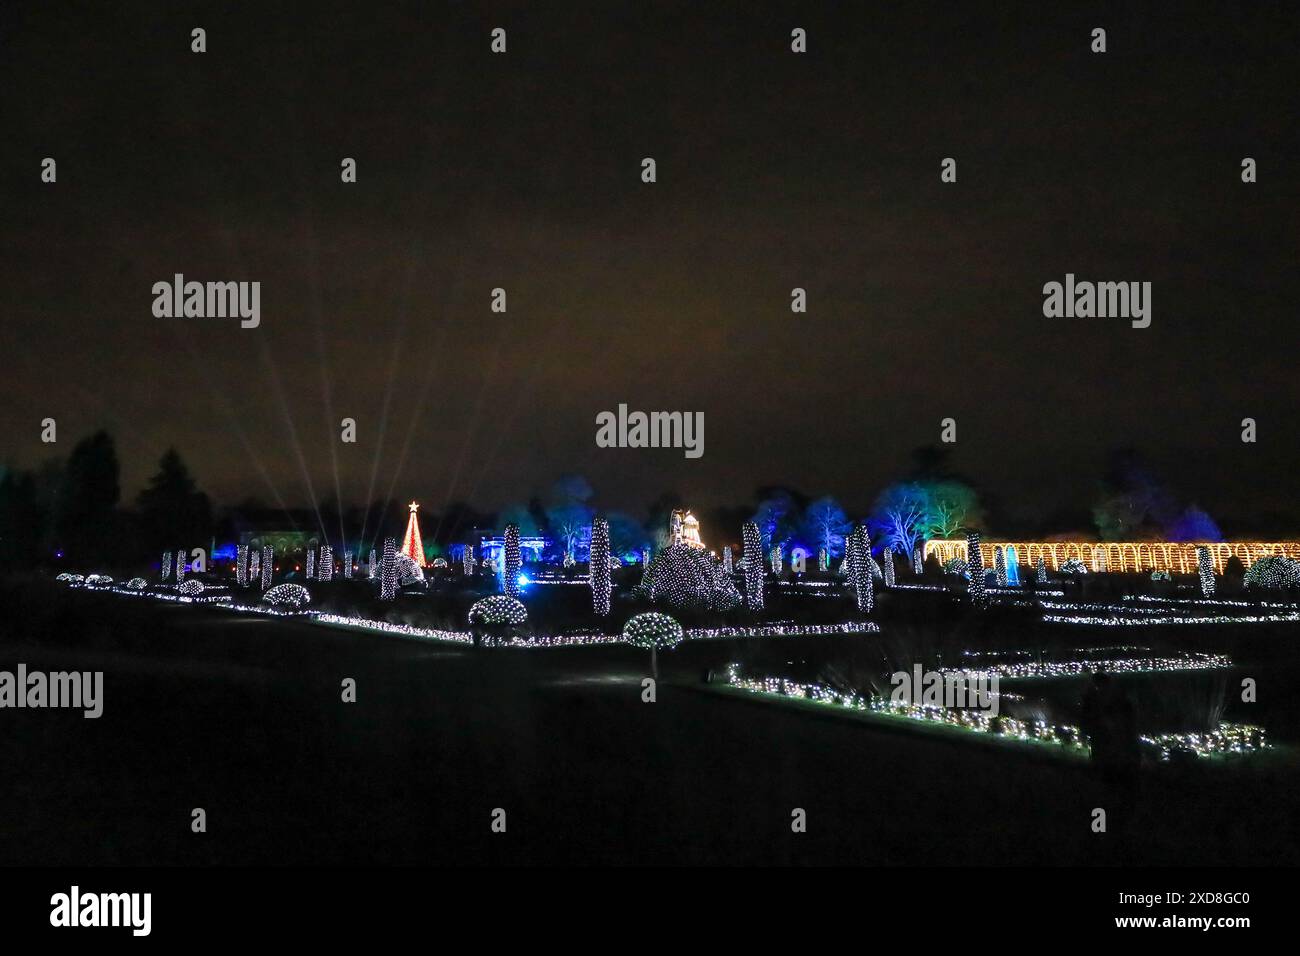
467,596,529,627
394,552,425,586
1060,558,1088,576
635,543,741,612
942,558,968,578
126,577,147,590
262,583,312,608
622,612,684,650
178,579,204,596
1244,555,1300,590
85,574,113,587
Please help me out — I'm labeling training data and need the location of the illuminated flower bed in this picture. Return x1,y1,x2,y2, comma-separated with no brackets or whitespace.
720,667,1268,761
950,650,1232,680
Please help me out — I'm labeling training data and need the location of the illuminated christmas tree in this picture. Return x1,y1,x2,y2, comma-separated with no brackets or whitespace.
1036,555,1048,583
175,549,186,584
722,545,733,575
994,547,1007,586
503,524,521,598
343,550,353,579
306,547,316,579
742,521,764,611
882,546,896,587
161,551,172,582
380,537,397,600
402,501,427,567
847,525,873,613
320,546,334,581
260,545,273,590
967,531,987,606
462,544,475,576
236,545,249,586
1197,546,1216,597
589,516,611,616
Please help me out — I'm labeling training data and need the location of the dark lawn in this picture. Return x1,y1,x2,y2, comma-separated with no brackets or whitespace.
1,579,1296,866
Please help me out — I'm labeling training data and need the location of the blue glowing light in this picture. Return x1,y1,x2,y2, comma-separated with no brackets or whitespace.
1005,546,1020,585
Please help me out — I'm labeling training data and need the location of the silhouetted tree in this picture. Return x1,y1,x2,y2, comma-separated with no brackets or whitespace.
0,467,42,563
53,431,120,561
136,448,212,555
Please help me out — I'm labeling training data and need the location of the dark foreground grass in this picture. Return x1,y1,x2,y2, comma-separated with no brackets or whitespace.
1,578,1297,866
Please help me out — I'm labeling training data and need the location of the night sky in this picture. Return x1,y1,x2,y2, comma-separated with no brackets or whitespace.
2,2,1297,529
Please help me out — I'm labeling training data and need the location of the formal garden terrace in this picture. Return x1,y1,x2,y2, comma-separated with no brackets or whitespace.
46,523,1300,771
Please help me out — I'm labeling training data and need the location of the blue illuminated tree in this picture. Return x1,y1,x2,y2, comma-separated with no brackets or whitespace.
801,496,851,559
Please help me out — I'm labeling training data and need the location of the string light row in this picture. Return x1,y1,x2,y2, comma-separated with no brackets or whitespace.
947,651,1232,680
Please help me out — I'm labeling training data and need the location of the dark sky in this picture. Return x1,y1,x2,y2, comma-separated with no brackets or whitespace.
2,1,1297,529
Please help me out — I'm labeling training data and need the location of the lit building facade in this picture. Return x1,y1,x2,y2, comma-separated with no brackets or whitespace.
923,539,1300,575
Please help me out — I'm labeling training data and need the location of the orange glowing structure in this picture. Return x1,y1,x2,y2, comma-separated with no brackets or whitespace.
923,539,1300,576
401,501,427,567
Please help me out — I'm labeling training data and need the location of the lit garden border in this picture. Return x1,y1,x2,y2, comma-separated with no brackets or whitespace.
718,668,1268,761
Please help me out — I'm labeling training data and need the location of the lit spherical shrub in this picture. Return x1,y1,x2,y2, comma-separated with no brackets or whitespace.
394,553,425,585
942,558,968,578
262,583,312,609
1060,558,1088,576
126,577,148,590
636,544,740,612
85,574,113,587
467,596,529,627
1244,555,1300,590
622,612,684,650
178,579,205,596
